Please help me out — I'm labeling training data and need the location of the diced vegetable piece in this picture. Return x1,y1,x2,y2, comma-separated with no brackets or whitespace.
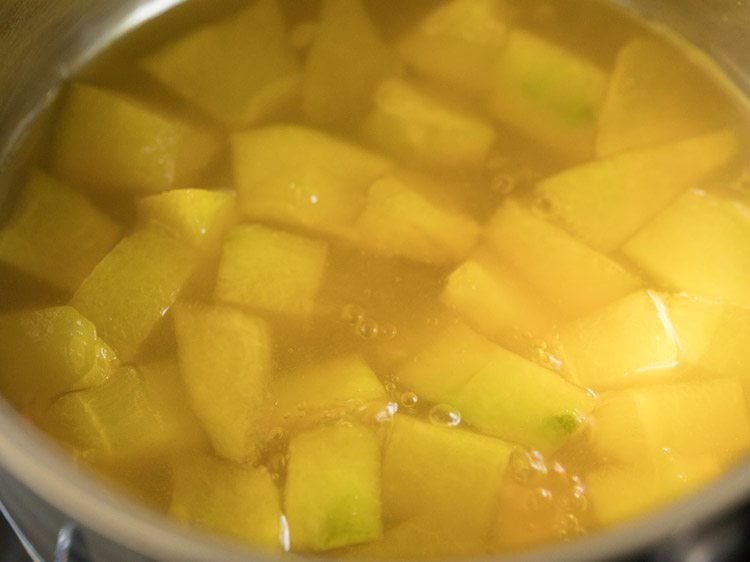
232,125,391,237
215,225,328,318
174,303,271,462
354,174,479,264
622,189,750,308
362,78,497,170
285,424,382,551
142,0,300,127
45,367,173,461
555,291,680,390
398,0,512,98
535,130,739,252
450,349,596,452
272,354,386,429
484,200,641,317
170,456,281,549
51,83,219,192
587,458,720,526
489,29,607,161
665,294,750,381
441,250,556,346
0,306,116,409
137,189,237,249
0,171,121,293
590,378,750,467
70,225,201,361
303,0,395,130
597,38,731,156
382,415,513,539
396,322,500,404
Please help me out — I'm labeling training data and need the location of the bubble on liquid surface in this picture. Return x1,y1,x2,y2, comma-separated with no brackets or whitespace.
380,323,398,339
400,391,418,408
429,404,461,427
525,487,553,512
509,449,548,484
357,318,380,339
341,304,365,326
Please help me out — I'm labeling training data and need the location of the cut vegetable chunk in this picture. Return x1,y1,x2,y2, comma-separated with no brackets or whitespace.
382,415,513,540
0,306,116,409
174,303,271,462
303,0,395,130
398,0,512,98
484,200,641,317
142,0,300,127
536,130,739,251
441,250,556,346
622,189,750,308
489,29,607,161
0,171,121,293
355,174,479,264
51,83,219,192
272,354,385,429
597,37,731,156
232,125,391,237
362,78,497,170
70,225,201,361
555,291,680,390
170,456,281,549
137,189,237,249
450,348,596,452
285,424,382,551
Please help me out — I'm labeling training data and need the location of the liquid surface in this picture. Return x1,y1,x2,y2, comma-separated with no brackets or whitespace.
0,0,750,558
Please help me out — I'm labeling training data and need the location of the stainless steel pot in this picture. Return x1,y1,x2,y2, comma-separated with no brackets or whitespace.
0,1,749,560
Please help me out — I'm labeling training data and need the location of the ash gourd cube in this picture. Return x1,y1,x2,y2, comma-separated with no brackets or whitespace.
362,78,497,171
173,303,271,463
232,125,392,238
535,130,739,252
397,323,595,452
0,306,117,411
303,0,396,130
0,171,122,293
285,424,383,551
484,199,641,317
142,0,300,127
623,189,750,308
51,83,220,193
170,456,281,550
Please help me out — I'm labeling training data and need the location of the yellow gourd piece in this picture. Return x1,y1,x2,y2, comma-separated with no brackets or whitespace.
590,378,750,467
622,189,750,308
398,0,513,98
450,348,596,452
484,200,641,317
70,225,201,362
0,306,116,410
555,291,681,391
303,0,395,130
51,83,220,193
354,174,479,265
137,189,237,249
597,37,731,157
215,224,328,319
0,171,121,293
169,456,281,550
488,29,607,161
362,78,497,170
382,414,513,541
285,424,383,551
271,354,386,430
232,125,392,237
173,303,271,463
142,0,300,127
535,130,739,252
664,294,750,382
441,249,556,347
44,367,176,462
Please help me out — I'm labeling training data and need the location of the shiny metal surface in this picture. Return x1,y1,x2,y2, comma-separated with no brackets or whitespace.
0,1,749,561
